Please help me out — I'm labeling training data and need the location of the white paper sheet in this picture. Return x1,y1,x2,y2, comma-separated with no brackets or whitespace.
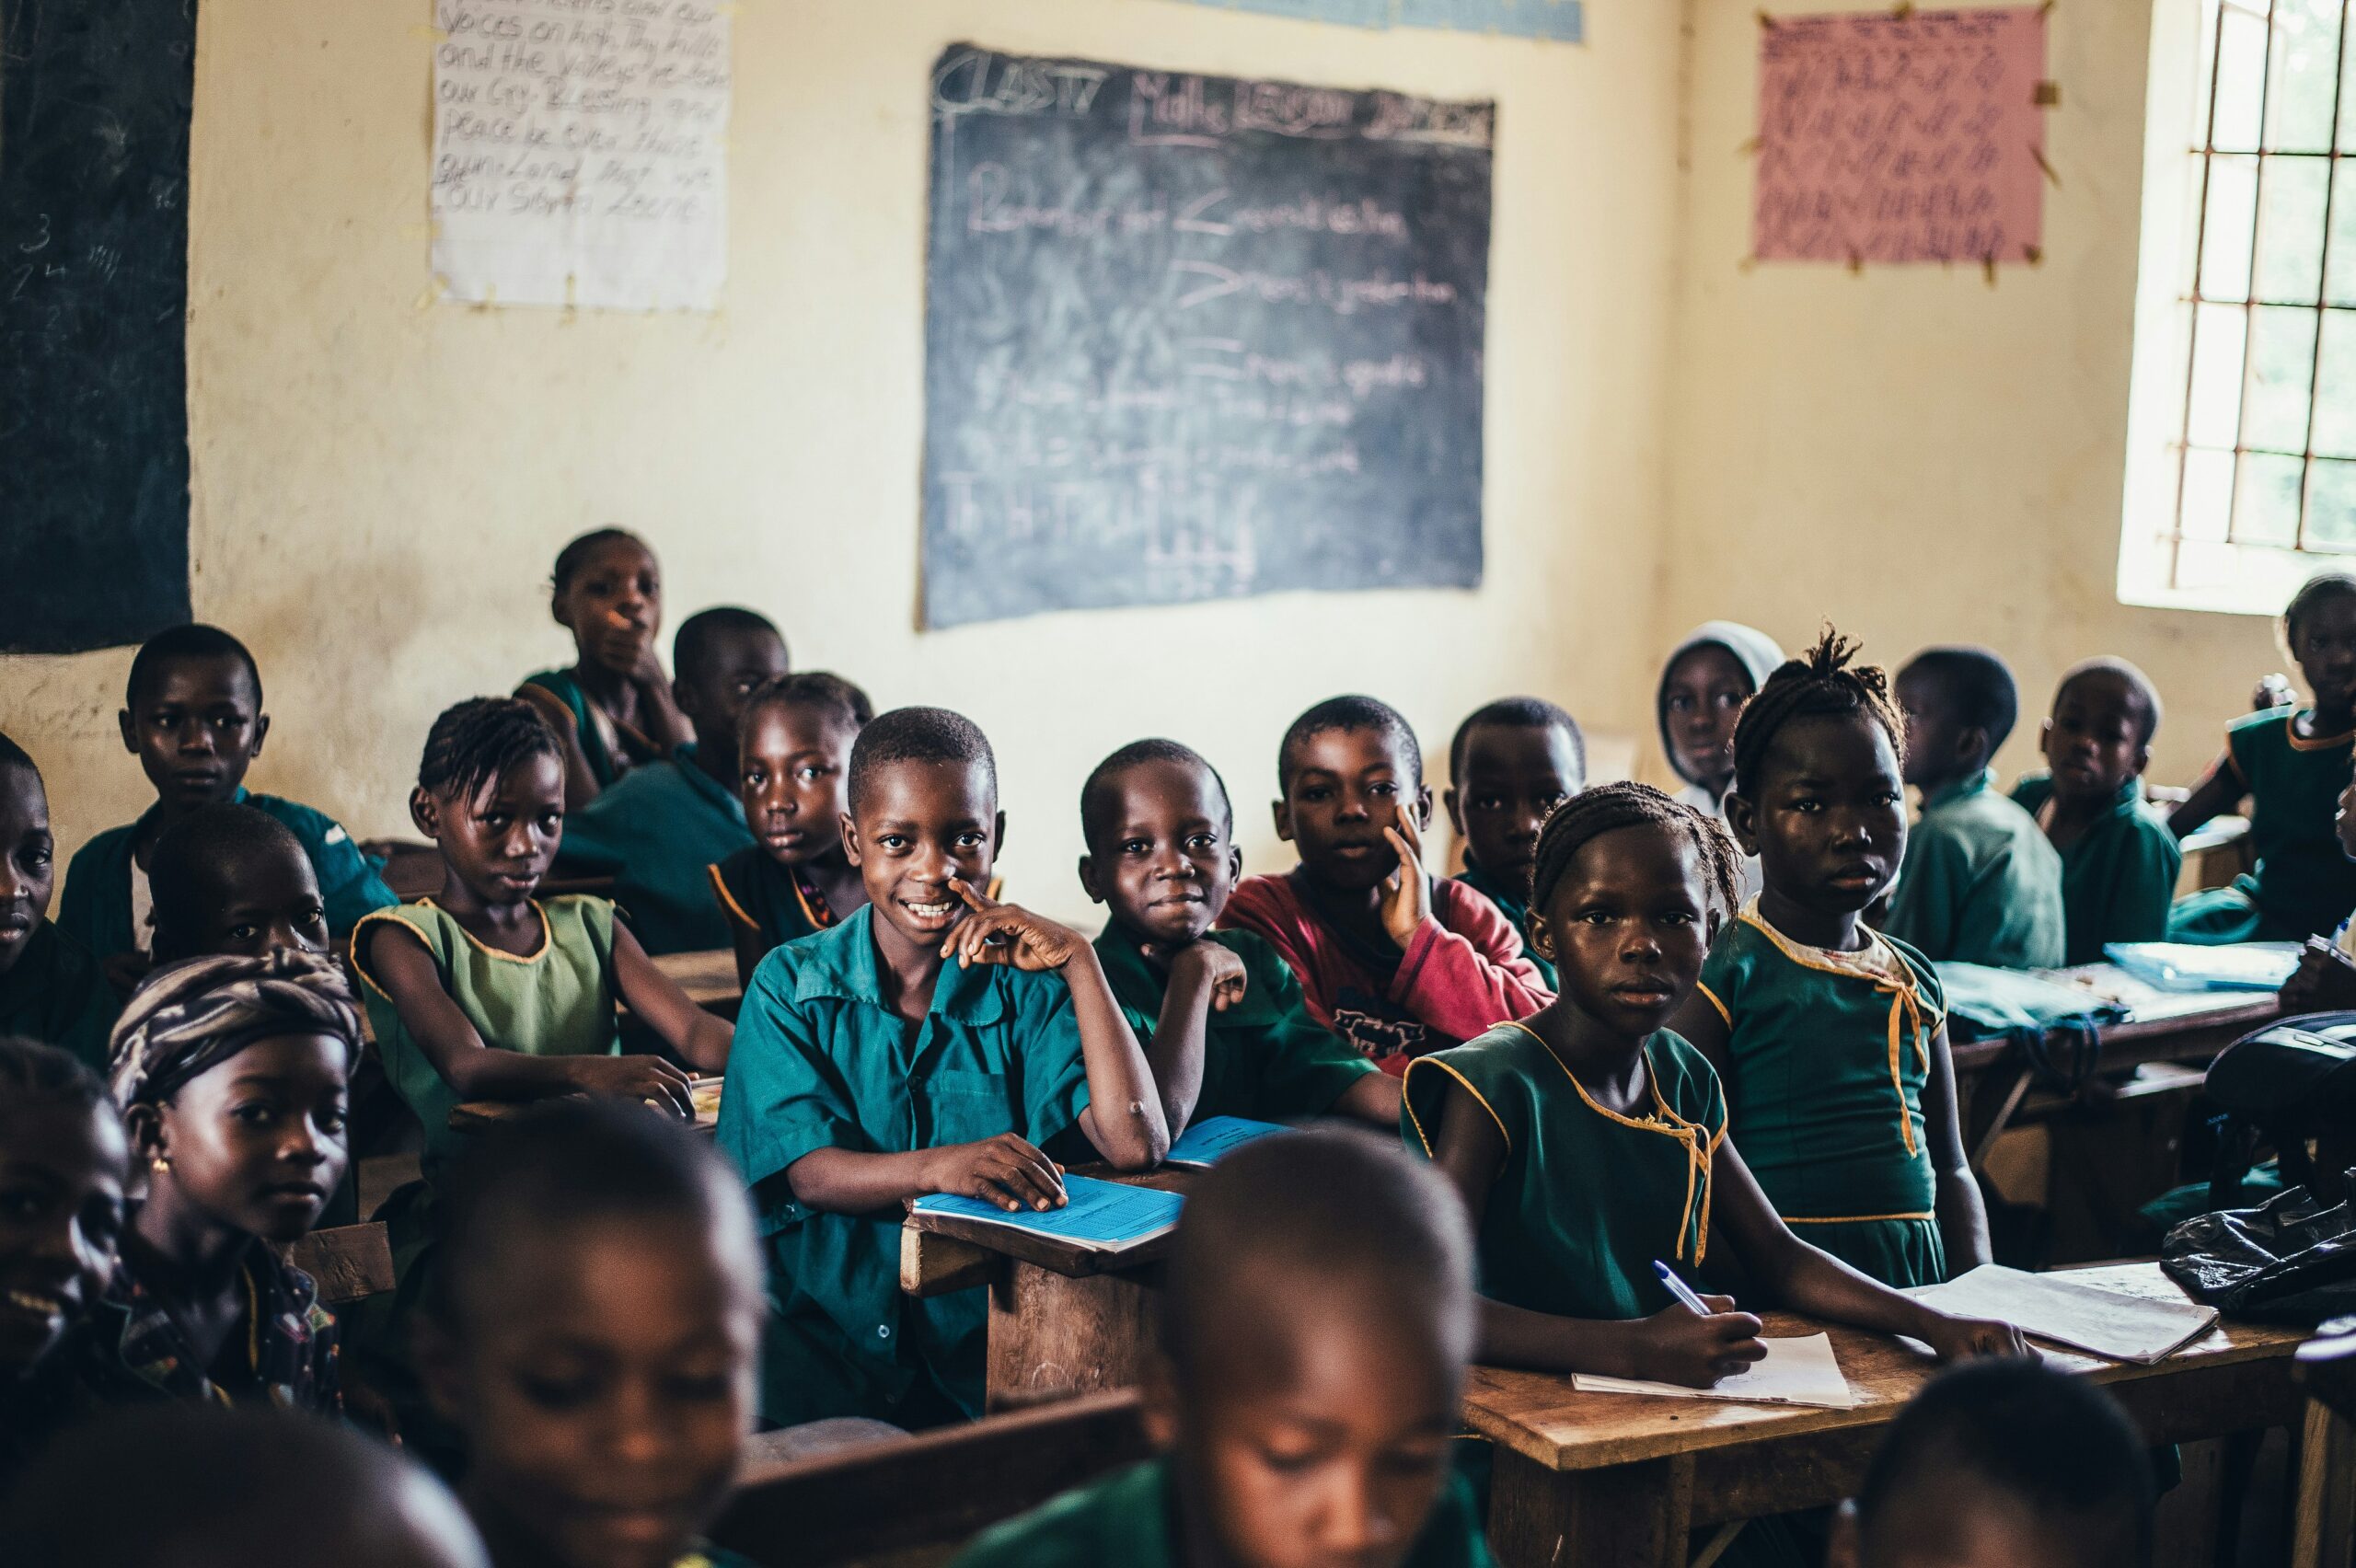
1572,1332,1857,1409
429,0,730,310
1908,1265,2219,1365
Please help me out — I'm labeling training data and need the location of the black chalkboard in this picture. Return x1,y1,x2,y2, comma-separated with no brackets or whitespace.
0,0,194,654
922,46,1492,629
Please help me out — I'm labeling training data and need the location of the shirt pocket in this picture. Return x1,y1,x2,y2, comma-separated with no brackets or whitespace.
922,1066,1020,1146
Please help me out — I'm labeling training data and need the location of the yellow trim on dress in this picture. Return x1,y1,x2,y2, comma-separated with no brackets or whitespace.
708,862,758,933
1786,1211,1935,1226
1498,1020,1719,1266
2286,711,2356,753
350,899,559,1008
1400,1056,1512,1159
1696,982,1730,1026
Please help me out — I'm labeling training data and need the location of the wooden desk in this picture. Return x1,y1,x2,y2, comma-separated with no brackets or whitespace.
901,1166,1196,1412
1468,1264,2310,1568
653,945,744,1013
446,1076,722,1135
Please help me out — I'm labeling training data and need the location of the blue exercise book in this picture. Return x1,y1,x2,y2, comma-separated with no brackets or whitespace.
1164,1115,1289,1169
910,1175,1184,1251
2102,941,2302,993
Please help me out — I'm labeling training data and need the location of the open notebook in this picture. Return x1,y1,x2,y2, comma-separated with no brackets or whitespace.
1906,1265,2218,1364
1572,1333,1857,1409
1163,1116,1289,1168
909,1175,1184,1252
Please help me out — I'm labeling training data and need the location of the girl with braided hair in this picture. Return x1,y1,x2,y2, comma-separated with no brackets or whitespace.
1669,629,1991,1291
1403,782,2021,1403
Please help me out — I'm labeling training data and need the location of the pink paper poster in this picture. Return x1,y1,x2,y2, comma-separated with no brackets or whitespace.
1752,7,2049,265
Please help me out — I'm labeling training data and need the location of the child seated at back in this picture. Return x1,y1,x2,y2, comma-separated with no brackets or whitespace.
2171,571,2356,942
0,738,118,1071
1403,783,2020,1393
1675,633,1992,1289
2009,659,2182,965
1444,697,1587,988
146,802,330,964
954,1128,1495,1568
516,529,697,812
1829,1360,2154,1568
2282,749,2356,1011
719,706,1166,1430
710,672,873,986
0,1039,129,1487
417,1101,766,1568
1885,646,2065,969
1218,697,1550,1074
1080,739,1401,1136
560,606,791,954
56,625,395,988
353,698,731,1182
1658,623,1784,901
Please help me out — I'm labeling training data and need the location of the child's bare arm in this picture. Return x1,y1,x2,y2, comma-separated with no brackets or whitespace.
1922,1020,1992,1272
1137,940,1247,1138
608,921,732,1071
943,879,1170,1169
1332,1070,1403,1126
1667,989,1734,1080
2168,757,2246,838
362,923,695,1114
786,1136,1067,1216
514,684,604,813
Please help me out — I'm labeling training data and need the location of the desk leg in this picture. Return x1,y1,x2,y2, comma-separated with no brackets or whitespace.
2294,1399,2356,1568
1487,1447,1694,1568
985,1262,1160,1413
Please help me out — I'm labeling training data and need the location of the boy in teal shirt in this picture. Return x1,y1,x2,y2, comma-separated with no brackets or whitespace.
0,734,118,1070
953,1131,1495,1568
1887,647,2066,970
56,625,393,985
1443,697,1587,986
2010,660,2182,966
559,607,789,953
717,707,1167,1429
1079,738,1398,1135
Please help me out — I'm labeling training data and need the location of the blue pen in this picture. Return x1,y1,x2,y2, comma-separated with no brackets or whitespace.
1654,1260,1711,1316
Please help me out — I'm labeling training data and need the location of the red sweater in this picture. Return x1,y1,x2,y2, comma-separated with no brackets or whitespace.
1216,870,1553,1074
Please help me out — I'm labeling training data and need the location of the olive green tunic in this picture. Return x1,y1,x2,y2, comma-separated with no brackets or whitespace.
2169,707,2356,943
1697,905,1947,1289
1403,1021,1725,1320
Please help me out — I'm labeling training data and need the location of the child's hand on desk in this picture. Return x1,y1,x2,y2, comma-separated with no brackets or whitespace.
569,1054,699,1119
1379,813,1432,950
942,879,1083,972
1149,939,1248,1012
1631,1297,1767,1387
1920,1314,2034,1364
917,1133,1068,1214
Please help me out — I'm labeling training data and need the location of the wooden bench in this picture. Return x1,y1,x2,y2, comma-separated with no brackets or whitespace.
709,1389,1153,1568
282,1221,395,1309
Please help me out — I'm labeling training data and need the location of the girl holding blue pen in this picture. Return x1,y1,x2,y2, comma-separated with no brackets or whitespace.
1401,785,2026,1390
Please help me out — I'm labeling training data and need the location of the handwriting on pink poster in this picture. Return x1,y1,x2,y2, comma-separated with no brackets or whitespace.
1752,8,2049,265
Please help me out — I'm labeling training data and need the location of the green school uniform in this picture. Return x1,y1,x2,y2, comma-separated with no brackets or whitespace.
0,921,120,1072
709,847,836,965
1884,769,2066,971
2169,708,2356,943
1455,864,1558,989
55,788,396,962
351,896,620,1177
1403,1021,1725,1319
1697,905,1947,1289
716,906,1093,1429
1092,926,1377,1123
560,745,751,955
951,1456,1496,1568
519,667,669,790
2010,775,2183,966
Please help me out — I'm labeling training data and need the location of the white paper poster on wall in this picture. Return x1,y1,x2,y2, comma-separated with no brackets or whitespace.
429,0,730,310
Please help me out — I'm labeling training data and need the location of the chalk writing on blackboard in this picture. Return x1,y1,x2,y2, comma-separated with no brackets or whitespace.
1751,7,2049,265
921,47,1494,629
429,0,731,309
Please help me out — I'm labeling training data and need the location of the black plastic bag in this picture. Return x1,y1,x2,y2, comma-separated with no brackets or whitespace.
2161,1182,2356,1325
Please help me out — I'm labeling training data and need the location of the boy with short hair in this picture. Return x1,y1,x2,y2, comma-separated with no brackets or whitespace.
56,624,394,986
1886,648,2066,970
1443,697,1587,987
953,1128,1495,1568
1829,1359,2154,1568
2010,659,2182,965
1080,739,1399,1137
560,606,791,954
718,706,1166,1430
0,735,117,1071
1218,697,1550,1073
146,802,331,964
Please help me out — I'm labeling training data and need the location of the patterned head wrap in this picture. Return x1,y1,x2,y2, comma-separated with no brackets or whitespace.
108,950,364,1110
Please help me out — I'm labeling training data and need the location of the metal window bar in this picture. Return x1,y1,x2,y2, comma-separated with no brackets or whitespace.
2295,3,2350,548
2223,0,2277,551
2167,0,2237,589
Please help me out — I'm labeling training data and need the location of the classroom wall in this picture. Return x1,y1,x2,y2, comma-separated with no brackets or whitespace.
4,0,1685,919
1664,0,2275,792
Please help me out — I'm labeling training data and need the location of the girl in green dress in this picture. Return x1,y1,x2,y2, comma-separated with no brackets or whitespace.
1670,629,1991,1291
2168,571,2356,943
1404,782,2022,1389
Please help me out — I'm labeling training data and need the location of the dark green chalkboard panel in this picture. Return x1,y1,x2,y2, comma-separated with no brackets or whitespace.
922,45,1492,629
0,0,194,653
